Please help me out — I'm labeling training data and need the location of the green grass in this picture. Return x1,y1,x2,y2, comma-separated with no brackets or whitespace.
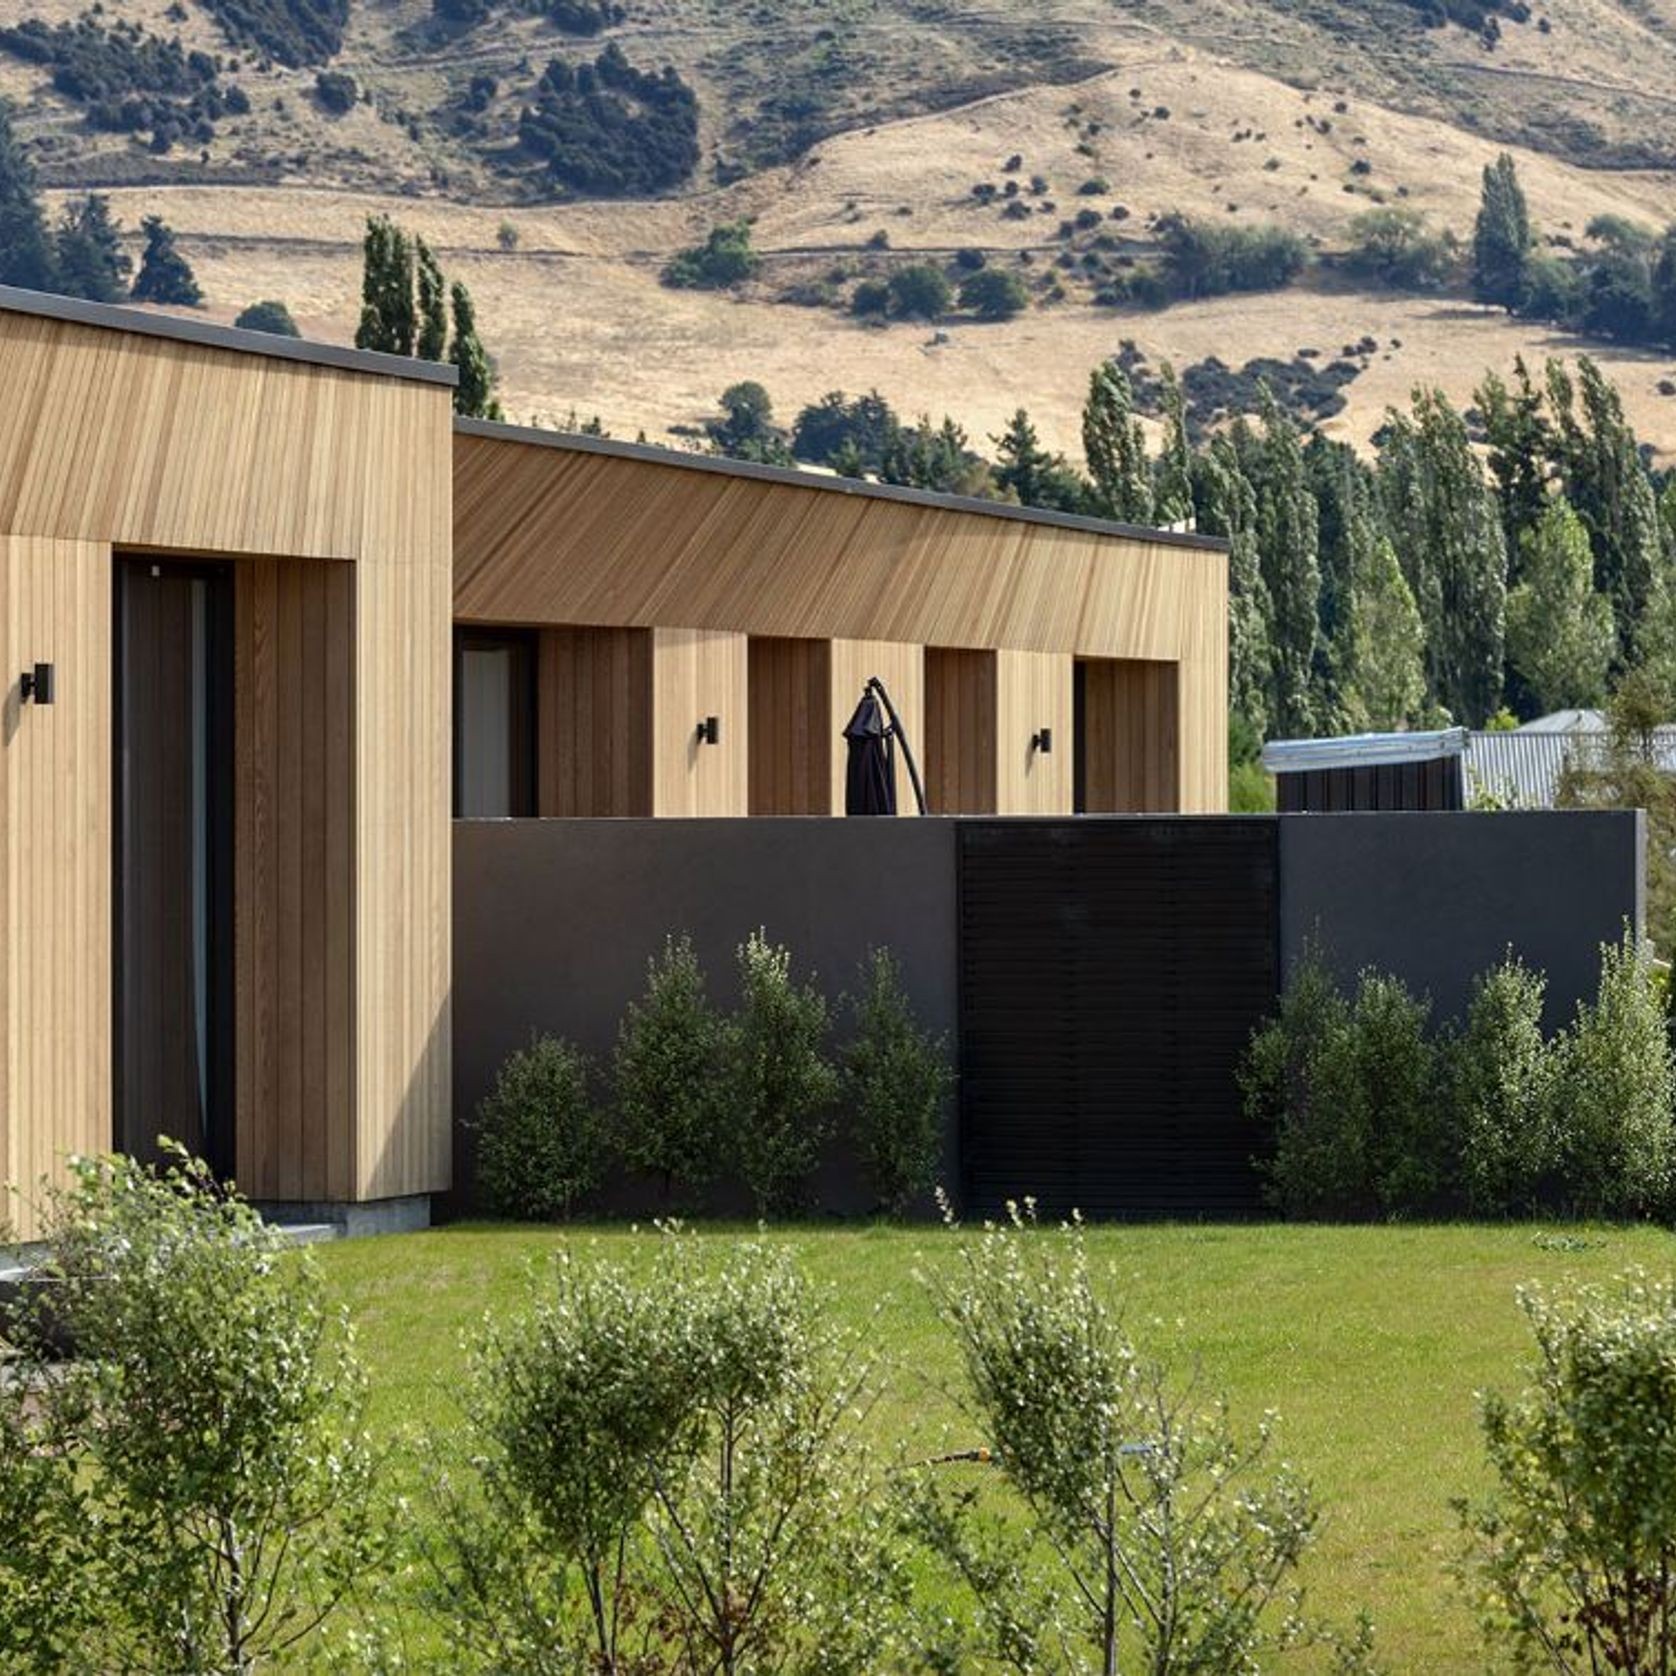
316,1219,1676,1671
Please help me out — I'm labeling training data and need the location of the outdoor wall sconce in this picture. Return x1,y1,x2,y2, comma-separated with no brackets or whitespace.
1031,726,1053,755
696,715,720,746
19,662,54,705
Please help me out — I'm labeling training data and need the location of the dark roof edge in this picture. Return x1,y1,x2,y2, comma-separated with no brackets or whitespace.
0,285,459,387
454,416,1230,552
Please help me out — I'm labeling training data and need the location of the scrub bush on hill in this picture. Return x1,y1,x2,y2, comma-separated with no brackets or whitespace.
661,219,760,290
198,0,349,67
473,1033,611,1219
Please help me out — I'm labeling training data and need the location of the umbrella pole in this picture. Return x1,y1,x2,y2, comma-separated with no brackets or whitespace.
866,676,928,815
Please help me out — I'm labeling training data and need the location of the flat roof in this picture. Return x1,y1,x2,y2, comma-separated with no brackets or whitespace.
0,284,458,387
1262,728,1469,773
455,416,1231,552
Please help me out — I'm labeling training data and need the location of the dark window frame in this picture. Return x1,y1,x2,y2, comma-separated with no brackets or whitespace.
453,627,538,818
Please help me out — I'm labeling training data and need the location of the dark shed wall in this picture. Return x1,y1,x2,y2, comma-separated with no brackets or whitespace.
451,818,959,1213
1279,810,1644,1031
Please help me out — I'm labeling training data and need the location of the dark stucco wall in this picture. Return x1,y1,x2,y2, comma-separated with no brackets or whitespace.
1279,810,1644,1032
451,818,959,1215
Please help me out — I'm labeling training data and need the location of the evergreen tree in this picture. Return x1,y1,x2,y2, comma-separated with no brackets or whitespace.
355,215,415,356
53,195,129,304
1505,499,1615,714
1475,359,1552,574
1247,393,1320,739
1151,362,1195,527
1377,387,1507,724
1472,152,1531,312
1194,432,1271,739
993,409,1052,506
449,279,502,420
1082,361,1152,524
0,99,54,291
129,216,201,306
1344,530,1426,732
416,238,447,362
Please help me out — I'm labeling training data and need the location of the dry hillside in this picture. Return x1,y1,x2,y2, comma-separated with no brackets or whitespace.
5,0,1676,460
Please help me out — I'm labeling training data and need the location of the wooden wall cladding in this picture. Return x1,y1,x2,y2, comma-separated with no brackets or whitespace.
1080,658,1181,813
748,637,831,815
235,558,354,1203
453,430,1226,812
1,537,111,1242
996,650,1074,815
829,638,924,817
924,648,998,815
537,626,653,817
653,628,747,816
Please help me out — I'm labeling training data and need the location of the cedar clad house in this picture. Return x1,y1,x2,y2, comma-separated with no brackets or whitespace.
0,286,1227,1239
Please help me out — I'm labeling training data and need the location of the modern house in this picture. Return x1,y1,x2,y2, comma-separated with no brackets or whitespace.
0,285,1230,1239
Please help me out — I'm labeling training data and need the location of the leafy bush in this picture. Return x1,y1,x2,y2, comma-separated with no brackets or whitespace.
661,219,759,289
613,934,728,1202
887,262,953,320
313,67,357,113
1156,214,1309,299
849,277,890,316
235,297,300,335
958,265,1030,320
1549,930,1674,1217
723,930,840,1214
1461,1270,1676,1672
1345,206,1458,291
910,1205,1352,1672
0,1149,376,1671
474,1034,610,1219
1454,955,1556,1215
842,949,953,1215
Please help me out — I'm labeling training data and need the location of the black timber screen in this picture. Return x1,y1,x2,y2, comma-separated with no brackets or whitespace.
958,820,1279,1218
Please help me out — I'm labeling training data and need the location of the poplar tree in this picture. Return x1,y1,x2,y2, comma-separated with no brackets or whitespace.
0,99,54,291
416,238,448,362
1082,361,1152,524
1505,498,1615,713
1305,434,1377,732
1473,152,1531,312
1475,359,1552,574
1377,387,1507,724
1193,433,1271,739
130,216,201,306
1344,530,1426,732
449,279,502,420
355,214,415,356
1248,394,1320,739
1151,362,1195,527
53,195,129,303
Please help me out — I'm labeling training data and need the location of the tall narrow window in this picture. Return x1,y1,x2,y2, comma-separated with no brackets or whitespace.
454,628,536,816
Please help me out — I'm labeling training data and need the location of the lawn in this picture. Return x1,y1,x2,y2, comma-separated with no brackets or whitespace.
316,1219,1676,1671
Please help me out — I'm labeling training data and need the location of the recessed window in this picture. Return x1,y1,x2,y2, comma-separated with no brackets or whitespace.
454,629,536,817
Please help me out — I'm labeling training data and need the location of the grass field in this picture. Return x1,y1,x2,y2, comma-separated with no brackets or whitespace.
317,1219,1676,1671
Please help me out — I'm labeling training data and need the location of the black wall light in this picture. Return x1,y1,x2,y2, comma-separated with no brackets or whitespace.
20,662,54,705
696,715,720,746
1031,726,1053,755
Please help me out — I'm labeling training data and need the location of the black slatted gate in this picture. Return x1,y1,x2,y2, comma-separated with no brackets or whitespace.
958,819,1279,1218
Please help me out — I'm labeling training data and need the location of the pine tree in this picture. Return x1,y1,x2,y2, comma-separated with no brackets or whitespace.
1475,359,1552,574
53,195,129,304
0,99,54,291
1377,387,1507,724
1472,152,1531,312
355,215,415,356
1194,432,1271,739
993,408,1054,507
1246,393,1320,738
129,215,201,306
416,238,448,362
1505,499,1615,714
1344,529,1426,732
449,279,502,420
1082,361,1152,524
1151,362,1195,527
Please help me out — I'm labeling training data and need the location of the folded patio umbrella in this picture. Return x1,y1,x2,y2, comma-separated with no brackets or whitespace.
843,688,897,815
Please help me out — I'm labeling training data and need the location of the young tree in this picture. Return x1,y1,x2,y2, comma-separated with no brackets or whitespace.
129,214,201,306
1472,152,1531,311
1344,528,1426,732
991,408,1086,513
0,99,56,291
53,194,129,303
1505,498,1615,713
1194,431,1271,739
1248,394,1321,738
355,213,415,356
612,934,728,1203
1082,360,1153,524
450,278,503,419
416,237,448,361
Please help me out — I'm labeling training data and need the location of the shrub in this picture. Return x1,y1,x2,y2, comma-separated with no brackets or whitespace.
496,219,518,250
849,277,890,316
887,262,953,320
197,0,350,66
1549,930,1674,1217
1454,955,1556,1215
314,68,357,113
612,934,727,1202
3,1149,376,1671
723,930,839,1214
1345,206,1458,290
661,219,759,289
235,297,300,335
1357,972,1450,1214
959,266,1030,320
910,1205,1346,1672
1461,1270,1676,1672
474,1034,610,1219
1156,213,1308,299
842,949,953,1214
